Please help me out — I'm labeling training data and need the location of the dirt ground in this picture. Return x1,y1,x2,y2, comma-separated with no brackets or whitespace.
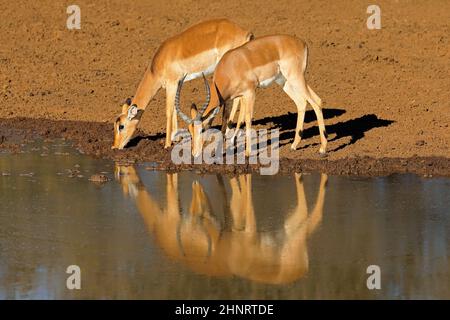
1,1,449,176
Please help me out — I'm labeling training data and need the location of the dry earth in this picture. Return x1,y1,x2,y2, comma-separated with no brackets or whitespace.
0,0,449,176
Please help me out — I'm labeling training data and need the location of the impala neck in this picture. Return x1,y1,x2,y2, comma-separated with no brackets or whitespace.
131,69,161,110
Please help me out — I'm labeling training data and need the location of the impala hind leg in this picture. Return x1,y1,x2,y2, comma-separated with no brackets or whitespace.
283,82,307,151
285,80,327,155
165,84,177,148
280,55,327,154
307,85,322,106
304,84,327,154
306,89,327,155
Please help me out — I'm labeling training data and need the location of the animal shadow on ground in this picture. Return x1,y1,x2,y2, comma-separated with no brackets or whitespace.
127,131,165,147
265,109,393,152
254,108,346,130
129,108,393,154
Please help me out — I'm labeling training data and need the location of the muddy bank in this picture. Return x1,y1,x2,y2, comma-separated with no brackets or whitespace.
1,117,448,177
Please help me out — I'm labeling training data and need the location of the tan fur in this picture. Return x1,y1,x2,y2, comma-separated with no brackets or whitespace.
181,35,328,156
112,19,252,150
115,165,327,284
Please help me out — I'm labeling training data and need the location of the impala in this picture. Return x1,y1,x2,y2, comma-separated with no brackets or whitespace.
175,34,327,157
112,19,253,150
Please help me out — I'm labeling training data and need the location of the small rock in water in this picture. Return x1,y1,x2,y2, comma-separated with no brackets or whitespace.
19,172,34,177
89,174,110,183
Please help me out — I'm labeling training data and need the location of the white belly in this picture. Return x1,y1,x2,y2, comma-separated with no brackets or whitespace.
185,62,217,81
258,72,286,88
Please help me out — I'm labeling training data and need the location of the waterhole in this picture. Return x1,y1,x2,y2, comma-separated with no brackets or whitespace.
0,140,449,299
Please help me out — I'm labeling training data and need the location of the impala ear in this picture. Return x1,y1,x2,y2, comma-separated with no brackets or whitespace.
127,104,143,120
122,103,129,114
122,98,132,114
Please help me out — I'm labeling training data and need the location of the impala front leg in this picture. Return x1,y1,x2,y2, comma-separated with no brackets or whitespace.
230,102,245,144
225,97,241,135
165,84,177,148
172,106,179,142
243,93,255,157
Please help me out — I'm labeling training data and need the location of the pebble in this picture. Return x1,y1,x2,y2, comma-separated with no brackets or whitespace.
416,140,426,146
19,172,34,177
89,174,110,183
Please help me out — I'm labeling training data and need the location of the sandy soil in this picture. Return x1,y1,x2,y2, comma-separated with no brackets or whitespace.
1,1,449,175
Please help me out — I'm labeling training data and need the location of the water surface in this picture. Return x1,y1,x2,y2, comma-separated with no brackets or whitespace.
0,141,449,299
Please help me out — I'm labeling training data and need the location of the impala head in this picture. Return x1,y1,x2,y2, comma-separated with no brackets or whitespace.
112,98,143,150
175,74,221,157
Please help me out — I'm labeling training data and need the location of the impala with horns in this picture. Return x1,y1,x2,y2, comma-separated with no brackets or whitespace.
112,19,253,150
175,34,328,157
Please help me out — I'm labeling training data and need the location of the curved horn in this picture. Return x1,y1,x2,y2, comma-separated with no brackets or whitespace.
195,73,211,119
175,74,193,124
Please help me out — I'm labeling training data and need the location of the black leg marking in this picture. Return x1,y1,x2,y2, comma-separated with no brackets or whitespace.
298,129,303,139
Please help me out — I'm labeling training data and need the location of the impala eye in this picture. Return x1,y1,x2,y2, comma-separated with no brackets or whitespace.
118,124,125,131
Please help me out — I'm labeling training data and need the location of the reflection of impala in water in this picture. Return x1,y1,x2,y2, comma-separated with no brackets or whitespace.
115,166,327,284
